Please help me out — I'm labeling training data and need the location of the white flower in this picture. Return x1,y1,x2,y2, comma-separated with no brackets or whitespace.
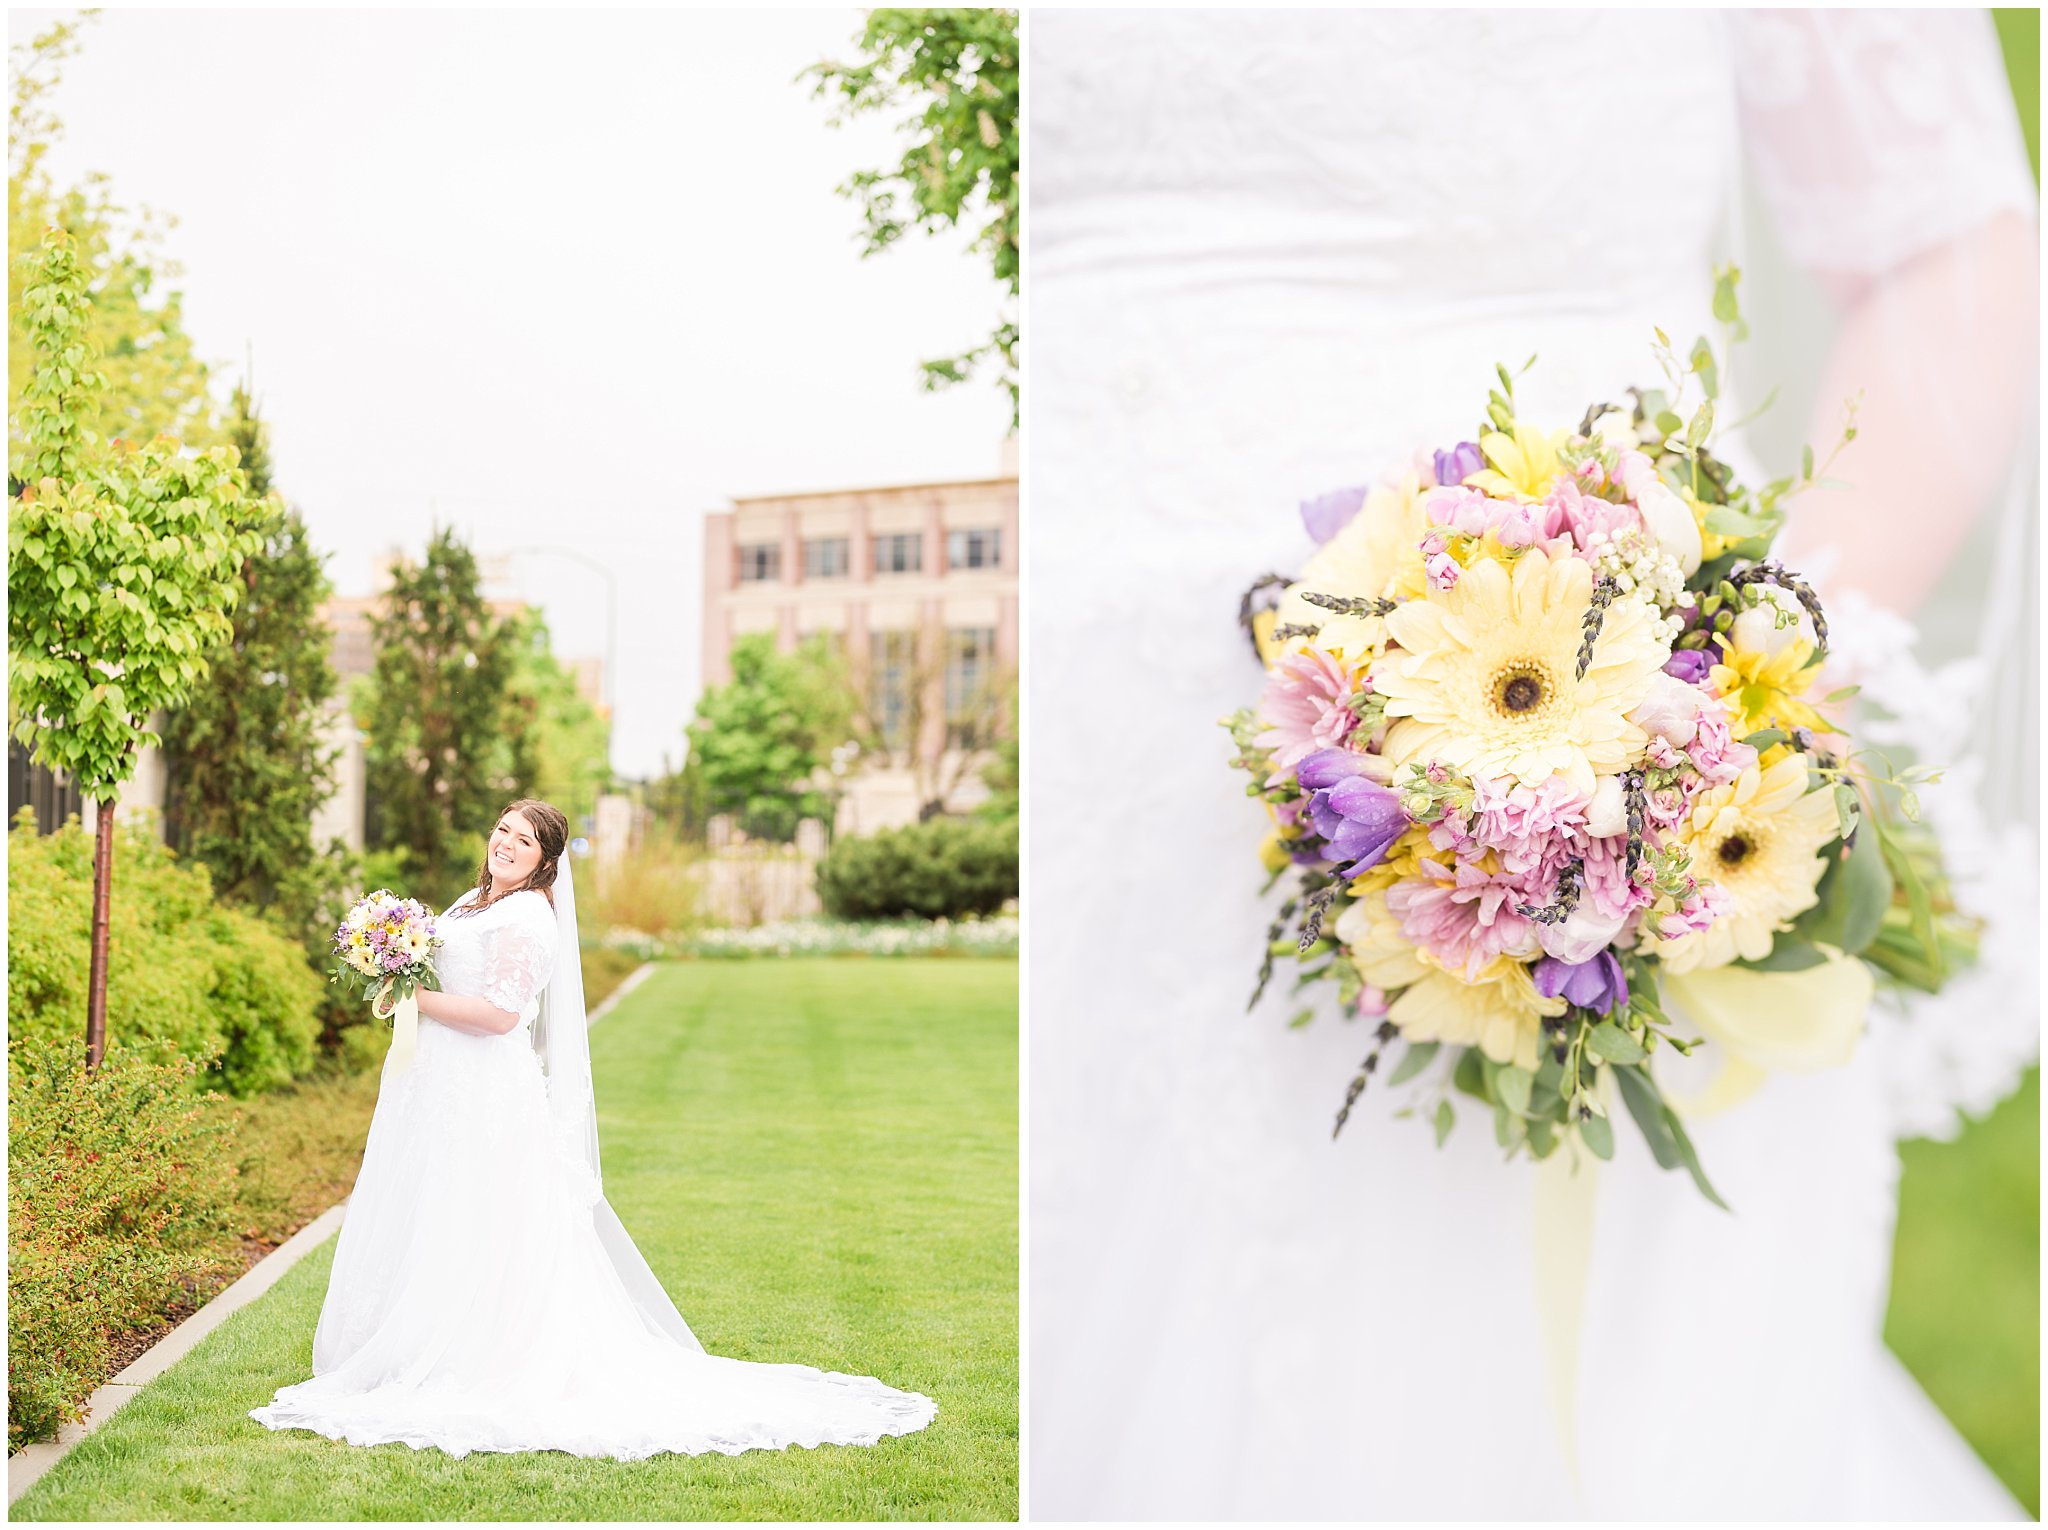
1628,670,1707,749
1538,900,1630,965
1585,774,1628,838
1592,408,1638,451
1634,479,1703,577
1729,585,1817,659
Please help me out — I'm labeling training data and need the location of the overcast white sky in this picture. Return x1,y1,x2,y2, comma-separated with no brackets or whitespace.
11,7,1012,778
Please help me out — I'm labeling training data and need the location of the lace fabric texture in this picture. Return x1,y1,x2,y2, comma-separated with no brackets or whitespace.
250,885,936,1459
1027,9,2031,1520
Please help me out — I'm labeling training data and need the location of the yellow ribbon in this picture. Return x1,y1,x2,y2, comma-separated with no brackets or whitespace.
1533,946,1872,1485
373,982,420,1077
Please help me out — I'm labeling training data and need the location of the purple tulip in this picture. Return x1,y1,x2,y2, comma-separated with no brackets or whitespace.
1433,441,1485,487
1532,950,1629,1014
1663,647,1716,685
1300,486,1369,546
1295,749,1409,877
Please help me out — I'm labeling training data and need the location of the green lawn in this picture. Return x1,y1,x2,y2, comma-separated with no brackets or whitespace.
12,959,1018,1522
1888,1066,2040,1515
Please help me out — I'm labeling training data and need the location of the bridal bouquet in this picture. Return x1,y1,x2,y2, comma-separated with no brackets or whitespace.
1225,275,1967,1203
332,890,443,1010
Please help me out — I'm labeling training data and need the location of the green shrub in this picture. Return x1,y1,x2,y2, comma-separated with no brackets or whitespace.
815,818,1019,921
7,1038,242,1449
7,816,323,1096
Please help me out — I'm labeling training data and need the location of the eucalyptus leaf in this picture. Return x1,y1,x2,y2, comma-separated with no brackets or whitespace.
1586,1022,1648,1065
1579,1111,1616,1161
1733,938,1828,974
1741,728,1789,751
1496,1065,1535,1116
1433,1099,1456,1146
1387,1041,1440,1086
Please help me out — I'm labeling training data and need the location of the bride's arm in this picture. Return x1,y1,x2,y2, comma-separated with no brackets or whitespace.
1778,212,2037,611
415,987,523,1036
1729,10,2037,612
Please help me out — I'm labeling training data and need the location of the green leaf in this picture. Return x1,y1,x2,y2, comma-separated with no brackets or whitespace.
1613,1064,1729,1209
1804,826,1892,957
1613,1064,1681,1169
1452,1047,1490,1103
1733,938,1828,973
1801,443,1816,480
1496,1064,1534,1116
1527,1117,1559,1159
1387,1041,1440,1086
1586,1022,1648,1065
1287,1006,1315,1030
1876,822,1940,970
1689,336,1719,400
1655,410,1685,438
1579,1111,1615,1160
1741,728,1789,751
1433,1099,1455,1147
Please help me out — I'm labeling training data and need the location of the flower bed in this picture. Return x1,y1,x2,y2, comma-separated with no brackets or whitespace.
603,914,1020,960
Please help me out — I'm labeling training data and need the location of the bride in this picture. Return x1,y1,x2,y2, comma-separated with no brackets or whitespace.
250,799,936,1458
1027,10,2035,1520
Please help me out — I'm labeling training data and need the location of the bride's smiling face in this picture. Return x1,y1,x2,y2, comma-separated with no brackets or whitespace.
487,811,545,891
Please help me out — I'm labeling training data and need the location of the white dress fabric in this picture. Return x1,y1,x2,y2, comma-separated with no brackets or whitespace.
250,887,937,1459
1027,10,2033,1520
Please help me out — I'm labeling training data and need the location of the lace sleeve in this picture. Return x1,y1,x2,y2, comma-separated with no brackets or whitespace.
478,894,558,1018
1730,9,2035,277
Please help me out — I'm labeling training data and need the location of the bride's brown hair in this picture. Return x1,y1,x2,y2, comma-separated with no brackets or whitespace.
450,799,569,916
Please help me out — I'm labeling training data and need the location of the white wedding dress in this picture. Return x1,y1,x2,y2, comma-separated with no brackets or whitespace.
250,884,936,1458
1028,11,2035,1520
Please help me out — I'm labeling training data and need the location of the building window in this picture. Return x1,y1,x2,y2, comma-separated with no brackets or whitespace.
872,532,922,575
869,630,916,752
736,542,780,583
803,537,849,579
944,627,999,747
947,528,1003,571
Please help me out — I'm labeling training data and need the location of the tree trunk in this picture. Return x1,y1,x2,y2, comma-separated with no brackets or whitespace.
85,798,114,1069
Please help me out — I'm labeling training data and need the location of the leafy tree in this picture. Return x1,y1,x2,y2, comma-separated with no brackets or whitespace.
162,386,346,916
8,226,266,1069
809,9,1019,424
357,527,518,896
501,608,610,831
686,635,857,843
975,687,1019,825
8,18,218,468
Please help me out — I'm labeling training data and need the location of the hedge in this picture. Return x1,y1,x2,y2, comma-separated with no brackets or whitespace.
815,817,1019,921
8,815,324,1096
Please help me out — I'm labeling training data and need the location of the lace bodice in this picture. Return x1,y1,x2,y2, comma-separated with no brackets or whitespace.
435,888,558,1029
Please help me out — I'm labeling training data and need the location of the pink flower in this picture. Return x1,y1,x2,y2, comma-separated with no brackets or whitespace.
1255,646,1362,780
1685,696,1757,787
1424,550,1461,590
1660,882,1732,940
1580,834,1647,921
1546,474,1641,553
1388,858,1543,980
1467,774,1590,877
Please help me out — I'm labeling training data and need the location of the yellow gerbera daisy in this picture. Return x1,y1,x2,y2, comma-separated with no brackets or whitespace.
1273,473,1431,636
1659,754,1842,973
1337,890,1565,1070
1371,548,1670,795
1711,639,1828,738
1465,425,1568,502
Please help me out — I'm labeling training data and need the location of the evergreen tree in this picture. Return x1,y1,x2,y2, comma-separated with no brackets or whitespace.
358,527,517,898
162,387,343,915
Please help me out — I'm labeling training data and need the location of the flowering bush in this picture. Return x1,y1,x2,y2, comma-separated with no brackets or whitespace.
7,1038,242,1449
1226,275,1966,1199
604,915,1020,961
